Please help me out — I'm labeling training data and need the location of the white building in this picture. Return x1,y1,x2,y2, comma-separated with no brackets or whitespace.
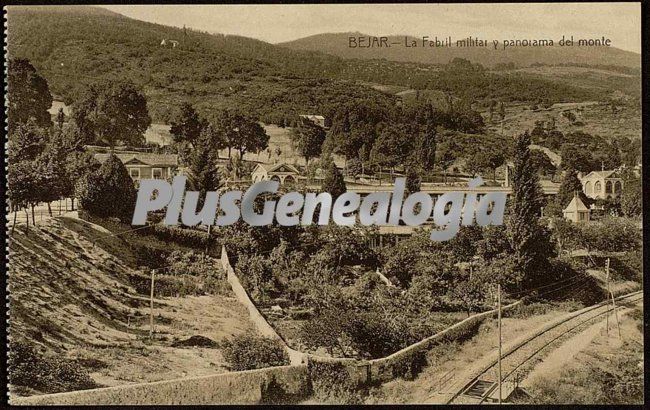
580,170,623,200
251,162,301,184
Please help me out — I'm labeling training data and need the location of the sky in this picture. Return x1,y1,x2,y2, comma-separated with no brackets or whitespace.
103,3,641,53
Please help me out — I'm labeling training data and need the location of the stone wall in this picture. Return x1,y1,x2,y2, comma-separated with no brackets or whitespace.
11,365,309,405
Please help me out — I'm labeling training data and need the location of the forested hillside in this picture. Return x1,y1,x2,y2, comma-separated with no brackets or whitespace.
280,32,641,69
6,6,623,125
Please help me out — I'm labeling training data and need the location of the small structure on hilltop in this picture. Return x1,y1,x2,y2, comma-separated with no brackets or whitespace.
160,39,179,48
251,162,301,185
94,152,179,182
580,170,623,200
563,193,590,224
299,114,330,129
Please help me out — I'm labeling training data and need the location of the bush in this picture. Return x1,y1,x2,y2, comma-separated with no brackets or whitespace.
75,154,136,222
308,361,362,404
221,333,289,371
8,340,99,394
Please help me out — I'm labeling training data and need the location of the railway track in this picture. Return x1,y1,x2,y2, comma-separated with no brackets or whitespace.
443,290,643,404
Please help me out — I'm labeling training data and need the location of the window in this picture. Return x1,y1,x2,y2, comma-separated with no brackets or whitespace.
152,168,164,179
584,181,592,194
605,181,612,194
594,181,602,193
129,168,141,179
614,181,622,193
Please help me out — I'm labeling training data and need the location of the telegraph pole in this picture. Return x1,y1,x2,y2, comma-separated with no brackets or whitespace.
606,258,622,338
150,269,156,339
497,283,502,404
605,261,610,337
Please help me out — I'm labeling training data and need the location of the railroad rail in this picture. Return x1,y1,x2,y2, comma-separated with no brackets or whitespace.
444,290,643,404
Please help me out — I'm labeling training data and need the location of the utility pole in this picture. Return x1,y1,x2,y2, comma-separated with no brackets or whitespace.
497,283,502,404
606,258,622,338
605,260,610,337
150,269,155,339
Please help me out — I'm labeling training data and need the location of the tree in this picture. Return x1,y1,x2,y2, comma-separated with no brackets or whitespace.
405,167,421,195
72,81,151,150
551,218,581,255
7,58,52,133
507,132,555,290
215,111,269,160
7,121,49,230
413,109,436,170
530,150,556,177
577,217,640,254
76,154,137,222
370,124,412,171
560,144,597,173
56,108,66,130
436,136,458,183
620,175,641,217
321,161,347,199
345,158,363,180
290,117,326,165
553,169,590,214
169,102,206,145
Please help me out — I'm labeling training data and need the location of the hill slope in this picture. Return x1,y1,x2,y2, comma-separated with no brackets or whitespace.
9,216,254,393
6,6,631,126
279,32,641,69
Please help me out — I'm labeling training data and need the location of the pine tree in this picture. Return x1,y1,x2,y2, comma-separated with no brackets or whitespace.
506,132,554,290
554,168,589,211
321,160,346,199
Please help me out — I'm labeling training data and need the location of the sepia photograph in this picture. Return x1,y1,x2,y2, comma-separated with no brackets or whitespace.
4,3,644,406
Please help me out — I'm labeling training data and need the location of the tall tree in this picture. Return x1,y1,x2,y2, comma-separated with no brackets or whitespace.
169,102,206,145
506,132,554,290
554,168,590,212
214,111,269,160
321,160,346,199
7,58,53,133
413,107,437,171
620,172,642,217
290,117,326,165
72,81,151,150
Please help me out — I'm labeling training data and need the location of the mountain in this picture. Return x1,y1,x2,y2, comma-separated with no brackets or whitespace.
279,32,641,69
6,6,638,127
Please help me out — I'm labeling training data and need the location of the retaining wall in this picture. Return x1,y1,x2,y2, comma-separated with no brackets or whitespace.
221,246,306,365
11,365,309,405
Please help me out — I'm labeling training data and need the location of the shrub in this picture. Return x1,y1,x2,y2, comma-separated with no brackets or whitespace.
75,154,136,222
308,361,362,404
388,349,427,380
221,333,289,371
8,340,99,394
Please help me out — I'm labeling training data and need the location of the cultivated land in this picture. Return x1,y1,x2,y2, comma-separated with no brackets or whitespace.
9,217,254,394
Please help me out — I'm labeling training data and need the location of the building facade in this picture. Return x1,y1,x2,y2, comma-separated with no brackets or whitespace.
94,152,179,182
580,170,623,200
251,162,301,184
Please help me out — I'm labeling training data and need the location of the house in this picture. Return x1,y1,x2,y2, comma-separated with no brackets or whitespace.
251,162,301,184
563,194,590,224
580,170,623,200
94,152,179,182
299,114,330,129
160,39,179,48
